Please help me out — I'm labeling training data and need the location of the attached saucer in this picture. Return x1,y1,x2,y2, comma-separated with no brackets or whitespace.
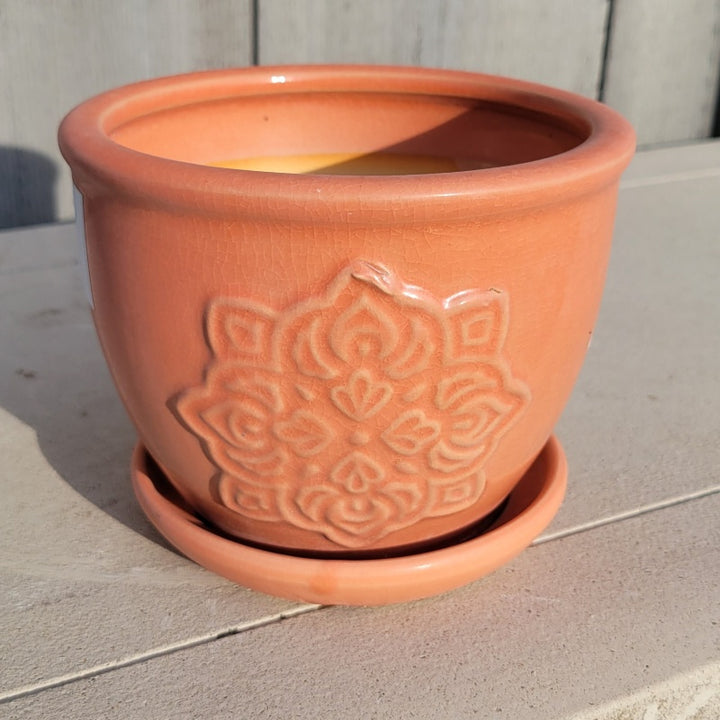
131,437,567,606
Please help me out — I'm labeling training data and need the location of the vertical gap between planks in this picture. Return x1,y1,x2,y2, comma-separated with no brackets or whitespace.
597,0,616,101
713,56,720,137
251,0,260,65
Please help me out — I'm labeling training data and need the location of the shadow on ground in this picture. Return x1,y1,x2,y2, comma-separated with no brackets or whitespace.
1,221,178,551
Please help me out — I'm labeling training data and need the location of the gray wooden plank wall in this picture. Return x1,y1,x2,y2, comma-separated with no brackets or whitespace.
0,0,253,228
1,0,719,228
257,0,609,96
602,0,720,146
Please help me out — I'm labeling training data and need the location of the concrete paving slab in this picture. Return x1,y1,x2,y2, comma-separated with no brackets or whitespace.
0,222,76,274
0,248,312,692
549,169,720,539
4,492,717,719
620,138,720,186
1,141,718,704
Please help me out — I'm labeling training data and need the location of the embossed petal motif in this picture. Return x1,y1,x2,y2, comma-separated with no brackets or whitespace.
176,261,530,548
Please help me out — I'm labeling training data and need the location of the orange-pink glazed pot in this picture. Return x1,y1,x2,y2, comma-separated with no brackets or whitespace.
59,65,634,604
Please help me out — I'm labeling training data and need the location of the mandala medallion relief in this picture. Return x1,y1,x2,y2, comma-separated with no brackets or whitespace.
176,261,530,548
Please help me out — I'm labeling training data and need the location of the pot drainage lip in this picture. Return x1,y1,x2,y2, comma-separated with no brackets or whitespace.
131,436,567,606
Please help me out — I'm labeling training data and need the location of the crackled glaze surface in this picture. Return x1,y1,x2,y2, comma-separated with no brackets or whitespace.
60,65,634,585
177,261,529,548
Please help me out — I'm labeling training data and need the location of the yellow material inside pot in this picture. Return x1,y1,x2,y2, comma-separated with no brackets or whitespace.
211,152,464,175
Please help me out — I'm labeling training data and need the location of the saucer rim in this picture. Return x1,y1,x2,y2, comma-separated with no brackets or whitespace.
131,436,567,606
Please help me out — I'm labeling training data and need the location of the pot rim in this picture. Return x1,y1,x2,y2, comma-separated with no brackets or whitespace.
59,64,636,223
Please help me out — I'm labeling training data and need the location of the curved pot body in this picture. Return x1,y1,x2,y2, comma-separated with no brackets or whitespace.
59,65,634,556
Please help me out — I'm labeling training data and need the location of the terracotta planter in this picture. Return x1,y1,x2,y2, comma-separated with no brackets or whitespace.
59,65,634,604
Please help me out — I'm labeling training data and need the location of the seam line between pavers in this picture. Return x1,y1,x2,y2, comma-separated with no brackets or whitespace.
533,484,720,546
3,486,717,703
620,166,720,189
0,603,322,705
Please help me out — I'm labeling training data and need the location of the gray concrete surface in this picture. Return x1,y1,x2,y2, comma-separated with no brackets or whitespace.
6,495,718,719
1,141,719,717
0,225,313,693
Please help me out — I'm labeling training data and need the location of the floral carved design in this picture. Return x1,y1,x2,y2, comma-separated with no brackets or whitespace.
176,261,530,548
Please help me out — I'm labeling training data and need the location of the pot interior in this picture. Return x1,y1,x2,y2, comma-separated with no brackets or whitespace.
108,89,590,175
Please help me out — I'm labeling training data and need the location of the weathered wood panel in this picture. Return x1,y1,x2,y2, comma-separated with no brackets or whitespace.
0,0,253,228
257,0,610,97
602,0,720,146
2,0,720,228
